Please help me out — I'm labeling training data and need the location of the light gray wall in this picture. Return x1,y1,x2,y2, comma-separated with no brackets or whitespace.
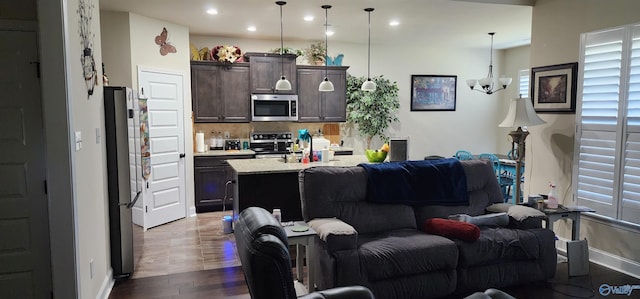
529,0,640,270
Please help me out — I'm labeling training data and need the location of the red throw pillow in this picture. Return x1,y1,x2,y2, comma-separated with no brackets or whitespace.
423,218,480,241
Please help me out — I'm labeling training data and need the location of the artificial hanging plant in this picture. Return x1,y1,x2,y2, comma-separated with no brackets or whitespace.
346,74,400,149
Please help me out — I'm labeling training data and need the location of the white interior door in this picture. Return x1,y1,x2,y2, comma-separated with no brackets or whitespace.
138,68,186,229
0,30,52,297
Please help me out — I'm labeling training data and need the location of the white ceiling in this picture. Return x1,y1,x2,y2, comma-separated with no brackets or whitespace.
99,0,533,49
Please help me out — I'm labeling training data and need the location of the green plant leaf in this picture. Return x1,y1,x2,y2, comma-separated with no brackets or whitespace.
345,73,400,146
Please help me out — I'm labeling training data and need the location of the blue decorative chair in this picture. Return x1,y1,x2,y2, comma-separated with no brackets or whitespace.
479,153,513,202
454,150,474,161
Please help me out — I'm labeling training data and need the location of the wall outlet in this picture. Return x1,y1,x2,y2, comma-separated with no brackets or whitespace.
90,259,94,279
74,131,82,151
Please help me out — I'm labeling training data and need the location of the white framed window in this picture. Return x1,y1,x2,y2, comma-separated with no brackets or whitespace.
518,69,530,98
574,23,640,225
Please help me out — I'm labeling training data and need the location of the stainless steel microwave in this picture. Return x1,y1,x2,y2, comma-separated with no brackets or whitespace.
251,94,298,122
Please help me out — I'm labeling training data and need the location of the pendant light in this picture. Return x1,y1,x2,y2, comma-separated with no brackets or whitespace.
274,1,292,91
466,32,512,95
318,4,334,92
361,8,376,92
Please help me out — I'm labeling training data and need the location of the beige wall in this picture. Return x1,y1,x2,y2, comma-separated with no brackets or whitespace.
128,13,191,92
190,35,512,157
100,11,132,87
65,0,111,298
530,0,640,267
101,12,196,214
501,46,531,155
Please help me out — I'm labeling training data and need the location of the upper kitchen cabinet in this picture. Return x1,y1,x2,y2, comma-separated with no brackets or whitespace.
245,52,297,94
191,61,250,123
297,65,349,122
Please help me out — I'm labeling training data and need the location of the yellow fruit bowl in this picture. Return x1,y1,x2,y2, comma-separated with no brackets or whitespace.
365,149,388,163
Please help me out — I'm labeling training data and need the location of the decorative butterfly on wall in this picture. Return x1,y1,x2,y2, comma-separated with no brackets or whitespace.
325,54,344,66
155,27,177,56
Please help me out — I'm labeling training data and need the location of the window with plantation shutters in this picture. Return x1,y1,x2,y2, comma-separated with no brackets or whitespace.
621,25,640,223
518,69,529,98
575,23,640,224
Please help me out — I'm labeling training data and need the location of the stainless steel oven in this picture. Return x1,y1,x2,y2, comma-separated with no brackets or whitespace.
251,94,298,122
249,131,293,158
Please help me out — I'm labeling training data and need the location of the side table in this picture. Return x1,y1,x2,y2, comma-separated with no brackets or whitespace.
284,222,316,293
542,205,595,240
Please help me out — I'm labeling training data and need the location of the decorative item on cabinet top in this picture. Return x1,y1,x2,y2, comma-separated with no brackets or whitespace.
243,52,298,61
189,44,244,63
325,54,344,66
269,47,304,57
212,45,244,63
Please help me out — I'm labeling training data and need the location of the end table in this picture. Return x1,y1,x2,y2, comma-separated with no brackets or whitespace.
284,222,316,293
542,205,595,240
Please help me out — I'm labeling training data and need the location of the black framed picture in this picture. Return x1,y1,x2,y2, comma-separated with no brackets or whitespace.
531,62,578,113
410,75,457,111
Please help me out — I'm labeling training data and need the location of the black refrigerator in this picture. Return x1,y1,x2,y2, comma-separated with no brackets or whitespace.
104,86,141,278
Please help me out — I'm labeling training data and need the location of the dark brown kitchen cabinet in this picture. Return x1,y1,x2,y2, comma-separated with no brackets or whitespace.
191,61,250,123
245,52,297,94
194,155,254,213
297,65,349,122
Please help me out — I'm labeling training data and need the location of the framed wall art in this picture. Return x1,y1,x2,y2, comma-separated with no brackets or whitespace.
410,75,457,111
531,62,578,113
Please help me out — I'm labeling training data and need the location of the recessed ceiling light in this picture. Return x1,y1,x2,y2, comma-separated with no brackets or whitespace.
325,30,334,36
304,15,314,22
247,26,256,32
389,20,400,26
206,8,218,15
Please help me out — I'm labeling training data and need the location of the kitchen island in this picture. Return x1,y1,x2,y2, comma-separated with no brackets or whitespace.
228,155,369,221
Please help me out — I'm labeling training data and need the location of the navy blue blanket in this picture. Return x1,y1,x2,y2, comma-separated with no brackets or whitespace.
358,158,469,206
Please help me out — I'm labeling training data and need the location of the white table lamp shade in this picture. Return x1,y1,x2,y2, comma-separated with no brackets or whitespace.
499,97,546,128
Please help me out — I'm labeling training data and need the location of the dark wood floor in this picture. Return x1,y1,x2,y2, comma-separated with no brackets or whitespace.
109,260,639,299
456,261,640,299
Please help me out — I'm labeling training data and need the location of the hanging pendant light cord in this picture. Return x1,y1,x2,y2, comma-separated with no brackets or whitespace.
278,1,285,77
367,9,372,80
324,5,329,78
487,32,495,81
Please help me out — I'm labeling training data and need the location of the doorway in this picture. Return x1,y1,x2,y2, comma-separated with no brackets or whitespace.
136,68,188,230
0,28,52,298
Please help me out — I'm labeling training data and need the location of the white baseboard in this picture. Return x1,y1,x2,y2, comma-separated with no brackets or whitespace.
189,206,196,217
556,238,640,279
96,268,114,299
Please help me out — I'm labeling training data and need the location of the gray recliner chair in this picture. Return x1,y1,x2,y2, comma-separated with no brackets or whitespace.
234,207,374,299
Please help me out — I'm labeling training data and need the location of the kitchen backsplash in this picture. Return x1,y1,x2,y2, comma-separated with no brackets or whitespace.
193,122,342,148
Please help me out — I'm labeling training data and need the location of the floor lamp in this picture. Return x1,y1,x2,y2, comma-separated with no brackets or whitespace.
498,96,545,203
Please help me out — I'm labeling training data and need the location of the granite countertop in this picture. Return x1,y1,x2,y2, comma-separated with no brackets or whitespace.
227,155,370,174
194,150,256,157
194,147,352,157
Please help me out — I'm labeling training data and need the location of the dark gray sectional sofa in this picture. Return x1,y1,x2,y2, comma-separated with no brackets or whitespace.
298,159,557,299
